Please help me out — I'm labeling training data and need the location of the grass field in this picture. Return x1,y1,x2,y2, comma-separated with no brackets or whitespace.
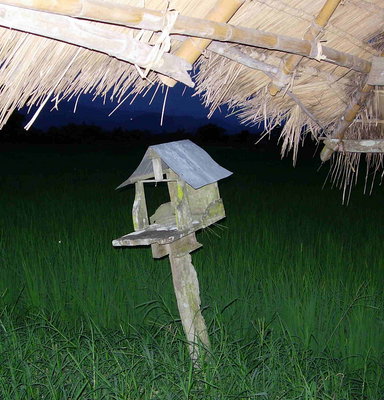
0,143,383,399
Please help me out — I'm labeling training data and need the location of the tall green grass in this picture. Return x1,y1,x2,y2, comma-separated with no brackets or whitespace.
0,143,383,398
2,308,380,400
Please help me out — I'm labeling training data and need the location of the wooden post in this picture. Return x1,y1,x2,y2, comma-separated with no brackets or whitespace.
167,170,211,361
132,181,149,231
168,234,210,362
152,158,163,181
167,170,193,231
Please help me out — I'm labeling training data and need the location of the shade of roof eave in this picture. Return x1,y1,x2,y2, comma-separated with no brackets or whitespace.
0,0,372,74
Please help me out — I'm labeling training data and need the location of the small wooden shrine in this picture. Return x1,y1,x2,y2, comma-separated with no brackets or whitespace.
113,139,232,360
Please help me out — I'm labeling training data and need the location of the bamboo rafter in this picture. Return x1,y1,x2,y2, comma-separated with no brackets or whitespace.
268,0,342,96
160,0,245,87
0,0,372,74
207,42,279,77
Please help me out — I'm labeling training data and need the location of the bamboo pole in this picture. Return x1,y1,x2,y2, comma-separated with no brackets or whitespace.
319,51,382,162
314,0,342,27
207,41,279,77
269,0,342,95
0,0,371,73
320,81,374,161
0,4,194,86
160,0,244,87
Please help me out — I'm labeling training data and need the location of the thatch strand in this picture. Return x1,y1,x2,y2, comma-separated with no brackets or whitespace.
326,151,384,204
0,28,149,129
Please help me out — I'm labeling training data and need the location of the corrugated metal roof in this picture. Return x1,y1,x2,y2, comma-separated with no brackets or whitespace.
116,139,232,189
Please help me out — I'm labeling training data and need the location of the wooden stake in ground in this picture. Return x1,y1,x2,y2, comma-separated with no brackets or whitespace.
168,236,210,360
113,140,232,362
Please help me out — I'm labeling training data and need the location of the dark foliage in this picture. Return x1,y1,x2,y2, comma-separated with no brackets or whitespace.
0,110,299,156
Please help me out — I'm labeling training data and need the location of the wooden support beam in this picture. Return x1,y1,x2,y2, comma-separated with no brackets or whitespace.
152,158,164,181
160,0,244,87
323,138,384,153
0,0,371,73
132,182,149,231
269,0,342,95
167,170,192,231
207,41,279,77
173,34,280,76
0,4,194,86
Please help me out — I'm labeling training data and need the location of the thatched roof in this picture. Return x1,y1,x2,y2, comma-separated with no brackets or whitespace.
0,0,383,199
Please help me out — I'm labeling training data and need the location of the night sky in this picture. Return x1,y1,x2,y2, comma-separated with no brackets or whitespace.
26,84,253,134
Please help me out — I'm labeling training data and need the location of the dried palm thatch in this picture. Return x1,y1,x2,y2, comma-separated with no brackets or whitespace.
0,0,382,197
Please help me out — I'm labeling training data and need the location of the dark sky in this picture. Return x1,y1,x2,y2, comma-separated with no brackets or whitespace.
24,84,259,134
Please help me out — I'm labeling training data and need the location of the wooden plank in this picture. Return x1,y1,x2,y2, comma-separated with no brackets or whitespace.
112,221,201,247
141,179,175,183
323,139,384,153
0,0,371,73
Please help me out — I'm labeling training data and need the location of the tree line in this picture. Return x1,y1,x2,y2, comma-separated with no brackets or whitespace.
0,110,264,146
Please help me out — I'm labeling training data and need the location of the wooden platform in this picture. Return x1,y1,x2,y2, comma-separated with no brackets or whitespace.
112,222,201,247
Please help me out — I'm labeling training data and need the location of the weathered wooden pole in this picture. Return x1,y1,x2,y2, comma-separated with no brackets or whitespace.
164,170,211,360
168,236,210,360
